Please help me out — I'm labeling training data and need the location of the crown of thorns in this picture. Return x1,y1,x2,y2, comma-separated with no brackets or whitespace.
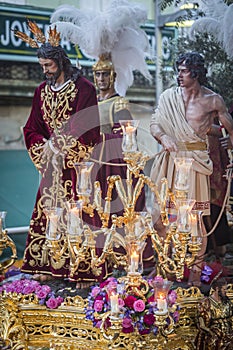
13,18,61,48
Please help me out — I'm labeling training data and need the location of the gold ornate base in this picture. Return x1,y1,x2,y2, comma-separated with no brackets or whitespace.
0,285,233,350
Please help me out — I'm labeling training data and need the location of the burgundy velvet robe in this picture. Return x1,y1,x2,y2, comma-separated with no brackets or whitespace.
22,76,111,283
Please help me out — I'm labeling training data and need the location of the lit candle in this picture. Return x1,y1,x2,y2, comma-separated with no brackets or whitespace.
110,293,119,314
130,251,139,273
157,295,167,312
49,213,58,238
191,213,198,237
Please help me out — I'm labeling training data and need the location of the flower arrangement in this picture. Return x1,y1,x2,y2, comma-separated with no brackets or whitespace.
85,276,179,335
0,278,63,309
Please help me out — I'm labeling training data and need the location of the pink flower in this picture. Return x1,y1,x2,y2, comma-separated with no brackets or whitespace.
133,299,145,312
95,320,102,328
22,284,37,294
46,297,59,309
94,299,104,312
153,276,164,284
106,281,117,292
168,290,177,305
118,297,125,308
91,286,101,297
122,317,132,328
56,296,64,304
35,288,50,299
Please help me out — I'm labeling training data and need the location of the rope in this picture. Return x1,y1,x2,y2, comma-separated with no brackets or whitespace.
89,157,127,167
203,167,232,237
203,121,233,238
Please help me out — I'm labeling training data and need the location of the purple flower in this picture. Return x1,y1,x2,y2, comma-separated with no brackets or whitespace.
201,275,210,282
202,264,213,275
139,328,150,335
172,310,180,322
133,299,145,312
143,313,155,326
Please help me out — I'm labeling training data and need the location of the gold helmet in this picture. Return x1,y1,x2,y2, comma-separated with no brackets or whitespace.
92,53,115,89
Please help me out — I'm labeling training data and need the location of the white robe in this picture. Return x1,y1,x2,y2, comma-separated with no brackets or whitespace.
150,87,213,215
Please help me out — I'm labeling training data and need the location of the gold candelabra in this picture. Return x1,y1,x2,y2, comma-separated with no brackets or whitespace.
0,212,17,273
43,120,203,282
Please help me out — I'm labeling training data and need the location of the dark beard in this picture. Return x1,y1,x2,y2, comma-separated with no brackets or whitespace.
45,67,62,86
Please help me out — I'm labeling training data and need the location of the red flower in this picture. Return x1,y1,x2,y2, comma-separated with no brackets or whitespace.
143,313,155,326
99,281,109,288
122,325,134,333
139,328,150,335
124,295,137,308
147,295,155,303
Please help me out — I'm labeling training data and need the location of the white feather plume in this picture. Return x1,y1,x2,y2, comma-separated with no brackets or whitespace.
50,0,152,96
190,0,233,60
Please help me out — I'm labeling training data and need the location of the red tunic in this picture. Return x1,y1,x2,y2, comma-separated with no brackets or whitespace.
21,76,111,283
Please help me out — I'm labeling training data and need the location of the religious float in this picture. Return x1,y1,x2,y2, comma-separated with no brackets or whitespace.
0,118,233,350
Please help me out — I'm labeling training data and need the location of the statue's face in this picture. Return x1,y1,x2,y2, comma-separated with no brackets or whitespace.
38,58,61,85
94,70,112,91
176,62,194,88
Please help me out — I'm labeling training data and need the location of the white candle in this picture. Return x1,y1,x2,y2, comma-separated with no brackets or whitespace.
80,169,89,191
70,208,77,225
179,205,189,226
49,213,58,238
69,208,81,234
176,165,190,190
157,296,167,312
130,251,139,273
191,213,198,237
110,293,119,314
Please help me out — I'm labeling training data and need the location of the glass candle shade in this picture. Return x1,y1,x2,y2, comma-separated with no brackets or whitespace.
44,207,63,241
74,162,94,196
190,210,204,242
67,201,83,241
119,120,139,153
174,157,193,191
0,211,7,239
176,199,196,233
152,279,173,314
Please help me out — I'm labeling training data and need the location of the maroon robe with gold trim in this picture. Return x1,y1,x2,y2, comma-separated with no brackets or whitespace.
21,76,111,283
